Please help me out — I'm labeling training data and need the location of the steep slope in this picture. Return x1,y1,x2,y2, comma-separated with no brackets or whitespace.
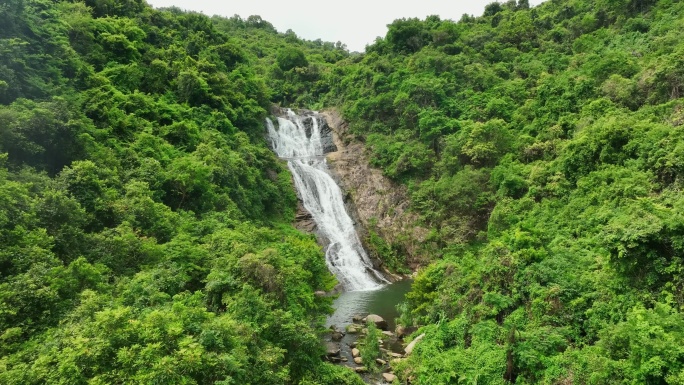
320,0,684,383
0,1,362,384
3,0,684,383
323,109,429,273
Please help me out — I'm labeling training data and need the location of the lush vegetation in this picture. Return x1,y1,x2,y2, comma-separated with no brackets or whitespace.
317,0,684,383
359,321,382,374
3,0,684,384
0,1,361,384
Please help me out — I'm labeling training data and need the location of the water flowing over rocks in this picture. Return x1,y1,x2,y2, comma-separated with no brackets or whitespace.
266,108,387,291
320,109,429,271
268,108,420,383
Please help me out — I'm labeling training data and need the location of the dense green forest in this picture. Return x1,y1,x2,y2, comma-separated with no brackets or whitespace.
1,0,684,384
0,1,361,384
318,0,684,383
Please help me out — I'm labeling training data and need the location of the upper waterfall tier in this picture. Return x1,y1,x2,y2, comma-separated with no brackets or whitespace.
266,110,385,292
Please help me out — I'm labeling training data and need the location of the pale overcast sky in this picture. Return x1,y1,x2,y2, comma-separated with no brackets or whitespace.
145,0,547,52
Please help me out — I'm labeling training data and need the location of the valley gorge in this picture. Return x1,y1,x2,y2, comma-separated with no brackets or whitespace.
267,108,421,382
2,0,684,384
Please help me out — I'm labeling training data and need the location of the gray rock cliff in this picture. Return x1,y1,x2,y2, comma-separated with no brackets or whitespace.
321,109,428,271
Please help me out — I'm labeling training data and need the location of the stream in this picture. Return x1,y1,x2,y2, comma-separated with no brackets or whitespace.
326,279,413,368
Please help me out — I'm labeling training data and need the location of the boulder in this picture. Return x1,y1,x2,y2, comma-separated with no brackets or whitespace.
351,348,360,358
376,358,387,365
331,331,344,341
352,314,365,323
404,333,425,356
355,367,367,373
395,325,406,338
325,342,340,357
395,325,418,339
345,324,360,334
365,314,388,330
354,357,363,364
314,290,326,297
382,331,395,337
383,373,397,383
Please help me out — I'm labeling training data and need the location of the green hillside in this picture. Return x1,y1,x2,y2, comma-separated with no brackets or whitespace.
1,0,683,384
0,1,359,384
320,0,684,383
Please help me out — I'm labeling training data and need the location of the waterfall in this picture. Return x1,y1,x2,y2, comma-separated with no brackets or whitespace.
266,110,386,292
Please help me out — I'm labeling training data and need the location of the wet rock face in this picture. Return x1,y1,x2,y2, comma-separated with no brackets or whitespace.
299,114,337,154
321,109,429,270
317,117,338,154
294,201,316,232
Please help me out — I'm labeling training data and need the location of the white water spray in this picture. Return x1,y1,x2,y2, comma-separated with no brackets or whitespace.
267,110,386,291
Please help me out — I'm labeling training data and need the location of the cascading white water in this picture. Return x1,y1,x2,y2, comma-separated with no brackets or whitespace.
267,110,386,292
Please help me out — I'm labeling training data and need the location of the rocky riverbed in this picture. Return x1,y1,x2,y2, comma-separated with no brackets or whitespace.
323,312,421,383
321,280,419,383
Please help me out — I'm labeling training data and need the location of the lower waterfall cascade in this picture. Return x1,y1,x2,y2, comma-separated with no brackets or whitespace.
266,109,386,291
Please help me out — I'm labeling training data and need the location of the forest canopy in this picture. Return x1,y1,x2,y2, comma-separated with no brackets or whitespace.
0,1,360,384
1,0,684,384
316,0,684,383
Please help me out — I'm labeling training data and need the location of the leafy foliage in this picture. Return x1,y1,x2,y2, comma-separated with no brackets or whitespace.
359,320,382,374
0,2,354,384
314,0,684,383
3,0,684,383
